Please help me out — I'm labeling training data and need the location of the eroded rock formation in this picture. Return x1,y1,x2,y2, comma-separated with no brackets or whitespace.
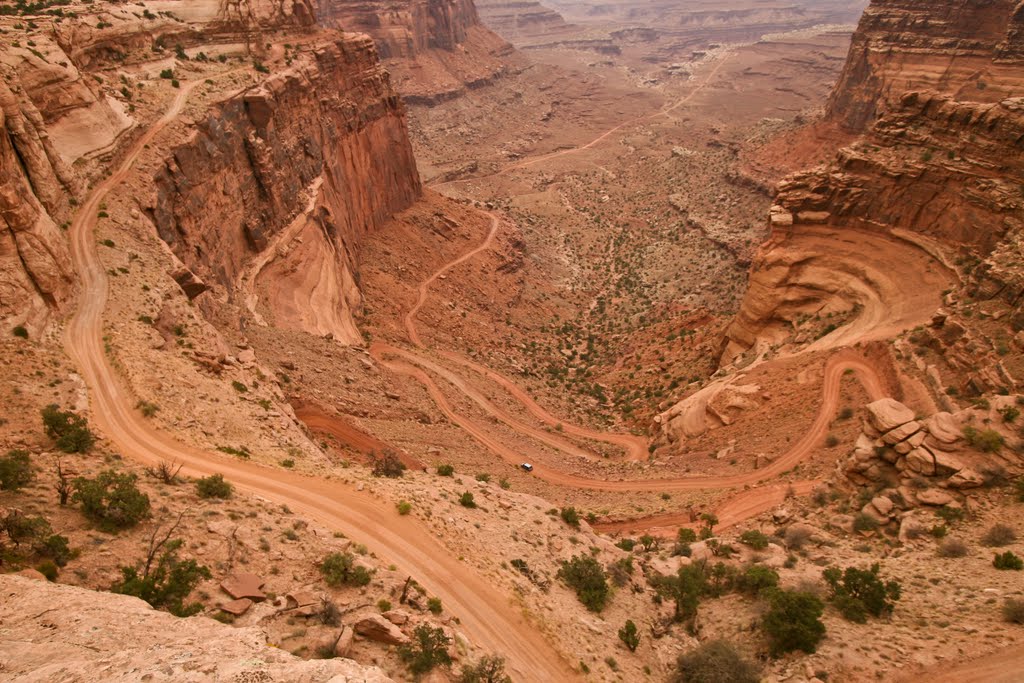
721,0,1024,364
149,35,421,344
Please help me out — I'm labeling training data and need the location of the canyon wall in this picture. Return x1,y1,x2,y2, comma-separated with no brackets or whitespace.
148,35,421,344
721,0,1024,363
827,0,1024,132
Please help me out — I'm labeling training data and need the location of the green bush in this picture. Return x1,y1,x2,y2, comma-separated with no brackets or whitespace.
0,449,33,490
427,596,443,614
36,560,59,581
398,624,452,676
458,655,511,683
738,530,770,550
195,474,232,499
993,551,1023,570
436,464,455,477
113,539,211,616
560,506,581,528
852,513,880,533
396,500,412,515
736,565,779,596
1003,598,1024,624
41,404,95,453
459,492,477,508
72,470,150,532
558,554,610,612
618,619,640,652
762,590,826,656
673,640,760,683
822,563,901,622
651,563,706,623
962,426,1005,453
320,551,372,586
12,325,28,338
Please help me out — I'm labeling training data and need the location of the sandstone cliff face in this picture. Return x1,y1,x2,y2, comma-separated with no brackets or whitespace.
827,0,1024,132
149,35,420,344
0,57,85,332
0,574,392,682
720,0,1024,364
474,0,573,42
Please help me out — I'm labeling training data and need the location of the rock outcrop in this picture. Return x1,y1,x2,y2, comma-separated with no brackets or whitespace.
827,0,1024,132
0,574,392,682
148,35,421,344
722,0,1024,363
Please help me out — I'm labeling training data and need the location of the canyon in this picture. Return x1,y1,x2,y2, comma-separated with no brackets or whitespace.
2,0,1024,681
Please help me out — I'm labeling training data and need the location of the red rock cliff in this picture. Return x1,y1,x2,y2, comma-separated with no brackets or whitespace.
148,35,421,344
827,0,1024,132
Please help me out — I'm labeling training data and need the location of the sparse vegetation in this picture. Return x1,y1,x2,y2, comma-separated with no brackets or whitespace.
371,451,406,478
558,553,609,612
320,551,372,586
459,655,512,683
1003,598,1024,624
459,491,477,508
673,639,760,683
993,551,1023,571
0,449,33,491
937,538,970,558
618,619,640,652
651,563,706,624
195,474,232,499
560,506,581,528
762,590,826,655
823,564,901,622
113,537,210,616
738,529,769,550
72,470,150,532
981,524,1016,547
436,464,455,477
396,500,412,515
962,426,1004,453
41,404,95,453
398,624,452,676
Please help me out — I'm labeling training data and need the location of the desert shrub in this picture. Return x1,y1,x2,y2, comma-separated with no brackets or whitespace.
618,619,640,652
558,554,609,612
651,563,706,623
318,597,342,626
436,464,455,477
699,513,717,540
398,624,451,676
1003,598,1024,624
12,325,28,338
1000,406,1020,423
823,564,901,622
981,524,1017,547
1,511,71,567
36,560,58,581
459,492,477,508
136,400,159,417
736,565,779,596
72,470,150,532
616,538,636,551
320,551,372,587
639,534,660,552
993,551,1023,570
41,404,95,453
560,506,581,528
1016,478,1024,503
673,640,760,683
825,434,839,447
607,556,634,587
937,538,970,558
195,474,232,499
396,500,412,515
936,506,966,525
962,426,1004,453
427,597,443,614
738,530,770,550
0,449,33,491
371,451,406,478
113,539,211,616
785,525,813,550
762,590,826,656
459,655,511,683
852,513,880,533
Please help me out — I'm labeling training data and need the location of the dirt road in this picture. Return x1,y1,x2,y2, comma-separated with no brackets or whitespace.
62,79,577,682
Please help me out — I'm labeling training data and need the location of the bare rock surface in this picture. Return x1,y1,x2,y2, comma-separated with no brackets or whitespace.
0,575,392,682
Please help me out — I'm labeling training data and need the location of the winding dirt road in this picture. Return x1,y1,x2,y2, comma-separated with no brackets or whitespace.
63,80,576,682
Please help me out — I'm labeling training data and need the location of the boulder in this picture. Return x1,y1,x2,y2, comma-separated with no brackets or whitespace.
926,412,961,444
220,598,254,616
883,420,921,445
220,573,266,602
894,440,914,455
905,448,936,476
866,399,915,432
948,468,985,489
829,514,855,534
285,590,319,610
383,610,411,626
932,450,966,475
335,625,355,658
917,489,954,506
354,614,409,645
14,568,47,581
871,496,894,517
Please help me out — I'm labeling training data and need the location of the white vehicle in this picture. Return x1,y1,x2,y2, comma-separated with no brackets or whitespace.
520,462,534,472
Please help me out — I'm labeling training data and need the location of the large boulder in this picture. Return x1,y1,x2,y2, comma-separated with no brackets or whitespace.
948,468,985,489
883,420,921,445
905,448,936,476
917,489,954,506
354,614,409,645
866,399,915,432
926,412,962,445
